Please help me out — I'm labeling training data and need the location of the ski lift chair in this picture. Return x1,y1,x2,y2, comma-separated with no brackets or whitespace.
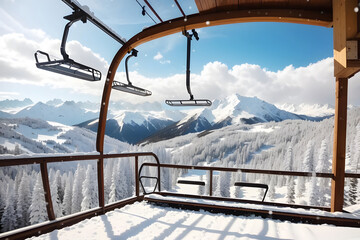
165,29,212,107
112,49,152,96
34,0,126,82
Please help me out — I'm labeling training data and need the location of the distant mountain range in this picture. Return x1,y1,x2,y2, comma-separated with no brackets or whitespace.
139,94,330,144
0,95,335,144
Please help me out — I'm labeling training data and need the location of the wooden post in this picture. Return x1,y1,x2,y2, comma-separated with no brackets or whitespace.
209,170,213,196
97,157,105,210
333,0,360,78
331,77,348,212
40,162,56,221
135,156,139,198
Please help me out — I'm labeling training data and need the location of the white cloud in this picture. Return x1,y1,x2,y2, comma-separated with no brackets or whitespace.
0,91,19,100
0,8,47,40
2,28,360,106
1,8,359,106
153,52,163,60
110,59,360,106
0,32,108,98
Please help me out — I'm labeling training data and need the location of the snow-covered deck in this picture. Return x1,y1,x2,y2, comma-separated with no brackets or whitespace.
28,201,360,240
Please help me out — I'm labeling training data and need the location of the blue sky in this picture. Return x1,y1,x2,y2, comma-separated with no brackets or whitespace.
0,0,359,105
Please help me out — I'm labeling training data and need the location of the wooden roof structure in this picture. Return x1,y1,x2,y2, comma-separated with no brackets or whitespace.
195,0,333,12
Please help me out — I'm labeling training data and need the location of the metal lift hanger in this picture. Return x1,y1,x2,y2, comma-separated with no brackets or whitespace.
112,49,152,96
165,29,212,107
34,0,126,82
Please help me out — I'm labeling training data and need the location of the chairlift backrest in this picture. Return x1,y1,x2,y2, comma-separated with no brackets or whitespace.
112,49,152,97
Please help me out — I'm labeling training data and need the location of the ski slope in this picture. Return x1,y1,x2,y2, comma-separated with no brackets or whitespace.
27,201,360,240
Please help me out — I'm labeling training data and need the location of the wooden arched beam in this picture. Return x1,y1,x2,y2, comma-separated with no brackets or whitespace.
96,8,332,152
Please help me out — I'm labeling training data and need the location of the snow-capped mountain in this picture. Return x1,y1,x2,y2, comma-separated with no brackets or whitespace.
0,95,333,144
0,98,33,114
78,110,184,144
141,94,328,143
14,101,99,126
276,103,335,117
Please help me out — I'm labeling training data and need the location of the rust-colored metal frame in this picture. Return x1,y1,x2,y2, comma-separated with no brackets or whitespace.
1,154,360,239
0,152,160,240
95,2,359,213
95,7,332,153
141,162,360,227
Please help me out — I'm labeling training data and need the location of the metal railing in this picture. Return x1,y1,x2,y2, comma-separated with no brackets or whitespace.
0,152,160,240
1,153,360,239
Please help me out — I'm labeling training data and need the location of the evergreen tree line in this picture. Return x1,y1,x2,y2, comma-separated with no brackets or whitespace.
0,158,135,233
1,108,360,232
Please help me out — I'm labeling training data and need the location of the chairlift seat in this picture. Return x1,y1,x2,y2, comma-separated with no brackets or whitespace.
112,81,152,96
165,99,212,107
35,51,101,81
166,30,212,107
234,182,269,202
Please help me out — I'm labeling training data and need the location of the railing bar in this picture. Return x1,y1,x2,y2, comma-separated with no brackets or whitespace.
97,156,105,209
0,152,158,167
141,163,338,178
135,156,139,198
3,154,359,179
40,162,56,221
209,170,213,197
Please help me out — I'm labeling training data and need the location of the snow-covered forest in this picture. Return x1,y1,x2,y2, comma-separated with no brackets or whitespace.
1,108,360,233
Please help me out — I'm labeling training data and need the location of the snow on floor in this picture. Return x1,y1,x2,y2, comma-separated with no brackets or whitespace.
28,201,360,240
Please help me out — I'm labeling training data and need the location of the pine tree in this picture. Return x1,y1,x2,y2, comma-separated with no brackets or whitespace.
349,124,360,204
104,160,114,204
284,145,295,203
353,124,360,173
62,171,73,216
215,171,230,197
197,175,205,196
109,160,128,202
29,173,47,225
16,172,31,227
267,176,276,201
71,164,85,214
349,178,358,205
81,165,99,211
205,170,211,196
308,173,318,206
234,173,243,199
55,170,64,203
14,144,21,155
286,176,295,204
297,141,314,198
1,183,17,232
317,139,330,206
50,171,63,218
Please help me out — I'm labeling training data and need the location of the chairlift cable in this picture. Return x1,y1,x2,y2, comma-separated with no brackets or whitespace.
135,0,157,24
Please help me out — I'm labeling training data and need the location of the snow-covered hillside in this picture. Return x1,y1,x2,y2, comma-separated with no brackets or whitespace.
276,103,335,117
0,117,129,154
14,101,99,126
142,107,360,207
1,108,360,234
